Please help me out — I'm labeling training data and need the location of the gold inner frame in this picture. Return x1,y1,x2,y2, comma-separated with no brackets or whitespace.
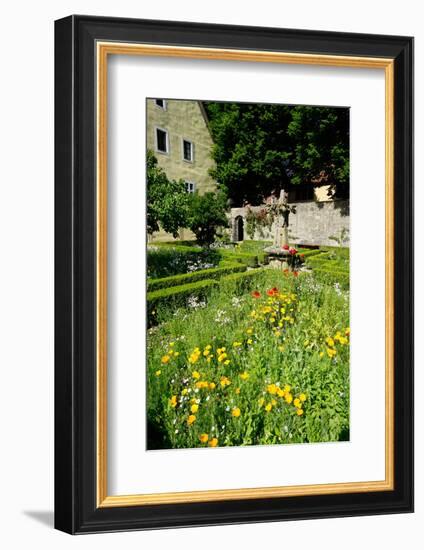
96,42,395,508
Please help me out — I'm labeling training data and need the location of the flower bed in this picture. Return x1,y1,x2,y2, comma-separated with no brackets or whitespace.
147,268,350,449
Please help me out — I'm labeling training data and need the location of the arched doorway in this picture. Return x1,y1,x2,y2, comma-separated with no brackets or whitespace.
233,215,244,242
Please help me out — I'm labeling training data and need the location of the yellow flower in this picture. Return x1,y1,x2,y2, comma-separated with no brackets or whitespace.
169,395,177,408
285,393,293,404
174,351,180,357
326,337,335,348
224,359,231,366
235,387,241,395
220,376,231,388
326,347,337,358
181,388,188,396
258,397,265,407
296,409,304,416
265,403,272,412
168,349,174,356
169,342,175,347
203,349,210,356
271,398,277,406
218,353,228,363
199,433,209,443
283,384,291,393
299,393,307,402
274,331,281,337
155,370,161,376
277,388,285,398
187,414,196,425
293,398,301,408
192,371,201,379
161,355,171,364
231,407,241,418
232,341,242,348
267,383,278,395
240,371,249,381
247,338,253,345
345,327,350,336
209,382,216,390
190,403,199,413
278,345,285,352
319,351,324,358
246,328,253,334
209,437,218,447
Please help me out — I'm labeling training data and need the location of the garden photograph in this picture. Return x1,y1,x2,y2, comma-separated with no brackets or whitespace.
146,98,350,451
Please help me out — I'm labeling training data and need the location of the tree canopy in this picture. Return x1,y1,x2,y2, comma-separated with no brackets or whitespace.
204,102,349,206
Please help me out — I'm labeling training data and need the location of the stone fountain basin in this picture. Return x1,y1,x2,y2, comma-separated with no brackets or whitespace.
264,246,291,269
264,246,291,257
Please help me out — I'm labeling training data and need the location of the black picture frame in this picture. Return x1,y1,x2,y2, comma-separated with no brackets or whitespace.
55,15,414,534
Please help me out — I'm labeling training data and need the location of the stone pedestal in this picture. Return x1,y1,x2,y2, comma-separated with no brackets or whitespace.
264,246,291,270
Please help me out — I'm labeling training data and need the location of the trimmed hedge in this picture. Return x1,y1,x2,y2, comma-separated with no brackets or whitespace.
219,268,269,294
218,250,261,267
299,249,325,259
313,268,350,290
147,279,218,325
147,263,247,292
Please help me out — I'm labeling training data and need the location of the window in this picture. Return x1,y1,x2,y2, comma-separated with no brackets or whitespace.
155,99,167,110
185,181,196,194
182,139,194,162
155,128,169,154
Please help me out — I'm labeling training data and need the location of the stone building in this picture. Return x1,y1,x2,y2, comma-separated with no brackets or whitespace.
146,98,217,241
146,98,349,247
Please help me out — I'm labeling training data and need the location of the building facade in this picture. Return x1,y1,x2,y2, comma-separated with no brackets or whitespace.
146,98,217,241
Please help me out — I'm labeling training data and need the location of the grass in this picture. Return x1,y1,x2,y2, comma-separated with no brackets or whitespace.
147,268,350,450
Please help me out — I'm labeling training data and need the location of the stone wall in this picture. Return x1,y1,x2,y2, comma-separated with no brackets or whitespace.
230,200,350,247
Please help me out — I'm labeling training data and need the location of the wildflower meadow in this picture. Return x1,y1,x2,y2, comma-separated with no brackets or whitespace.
147,255,349,450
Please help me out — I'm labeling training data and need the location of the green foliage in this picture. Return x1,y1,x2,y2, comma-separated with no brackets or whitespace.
313,268,349,290
204,102,349,206
147,246,220,279
147,150,190,237
147,269,350,449
147,279,218,326
187,190,229,247
147,263,247,292
219,250,260,267
219,268,269,294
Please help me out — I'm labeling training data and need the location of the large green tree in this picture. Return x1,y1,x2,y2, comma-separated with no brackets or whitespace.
146,150,189,237
204,102,349,206
187,191,228,247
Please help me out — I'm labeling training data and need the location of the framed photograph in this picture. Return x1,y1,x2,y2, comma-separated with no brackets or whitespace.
54,15,413,534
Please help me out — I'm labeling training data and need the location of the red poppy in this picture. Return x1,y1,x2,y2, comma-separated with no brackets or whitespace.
266,287,279,297
283,269,289,275
289,247,297,255
282,244,289,250
293,271,299,277
300,253,305,258
251,290,261,299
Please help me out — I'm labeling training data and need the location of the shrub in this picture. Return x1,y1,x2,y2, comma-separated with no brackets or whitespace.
219,250,260,267
147,263,247,292
313,268,349,290
147,246,220,278
219,268,269,294
187,191,229,247
147,279,218,325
